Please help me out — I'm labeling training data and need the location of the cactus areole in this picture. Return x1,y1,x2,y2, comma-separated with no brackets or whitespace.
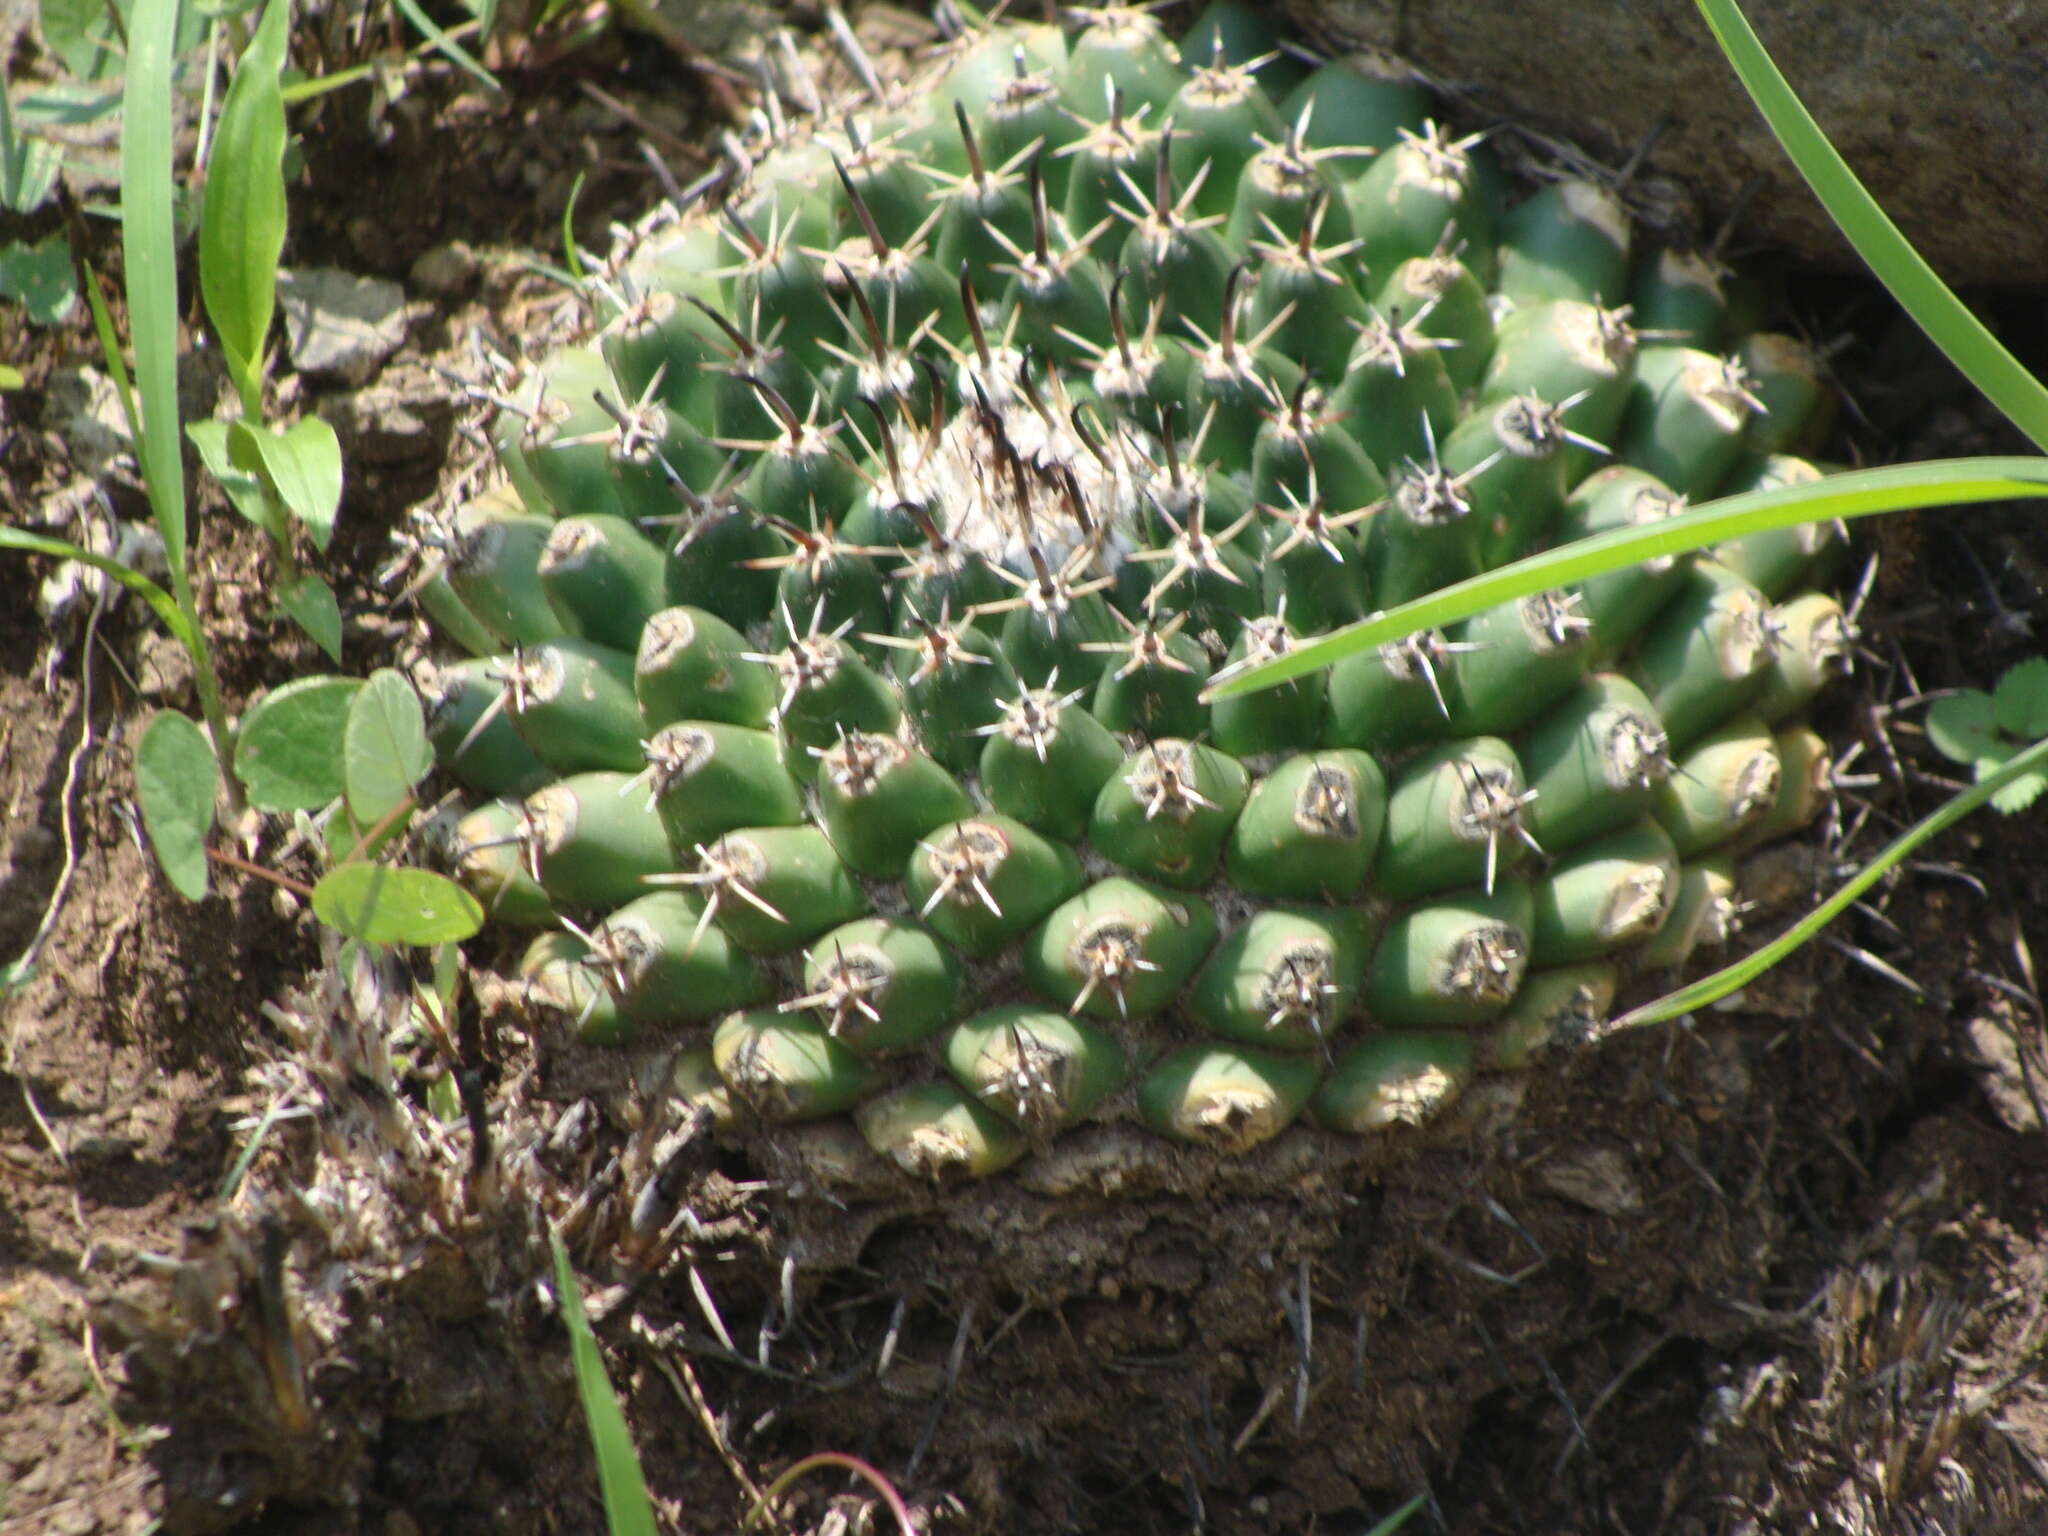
414,2,1851,1188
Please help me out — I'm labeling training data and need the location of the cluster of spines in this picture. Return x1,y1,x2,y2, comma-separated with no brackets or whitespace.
402,1,1853,1183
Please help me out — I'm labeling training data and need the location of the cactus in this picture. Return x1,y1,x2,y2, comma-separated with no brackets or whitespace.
414,1,1852,1182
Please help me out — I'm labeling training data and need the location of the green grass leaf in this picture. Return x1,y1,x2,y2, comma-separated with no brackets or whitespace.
344,668,432,825
121,0,188,574
390,0,503,95
1694,0,2048,453
233,674,362,810
1209,457,2048,699
135,711,218,899
562,170,587,284
311,864,484,945
277,569,343,661
0,527,203,658
1363,1495,1427,1536
1617,732,2048,1029
201,0,291,411
548,1229,661,1536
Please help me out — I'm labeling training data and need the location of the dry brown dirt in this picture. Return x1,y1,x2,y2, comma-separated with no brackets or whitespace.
7,8,2048,1535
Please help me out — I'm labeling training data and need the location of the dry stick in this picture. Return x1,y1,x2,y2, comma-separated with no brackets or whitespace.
647,1347,767,1510
745,1450,916,1535
10,534,112,993
197,784,421,903
203,846,318,900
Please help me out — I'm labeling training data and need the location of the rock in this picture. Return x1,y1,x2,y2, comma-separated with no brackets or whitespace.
409,240,479,298
1536,1145,1646,1215
1288,0,2048,286
316,359,453,464
44,366,129,468
276,267,412,386
1964,1014,2044,1133
136,630,197,708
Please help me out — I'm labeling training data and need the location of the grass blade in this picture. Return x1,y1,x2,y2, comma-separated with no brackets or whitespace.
390,0,502,94
0,527,203,657
548,1230,660,1536
120,0,186,573
1695,0,2048,453
1363,1495,1428,1536
1615,732,2048,1030
1208,456,2048,698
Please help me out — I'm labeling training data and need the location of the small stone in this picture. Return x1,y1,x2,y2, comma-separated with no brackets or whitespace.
44,366,130,467
409,240,478,298
1536,1146,1644,1215
1965,1015,2043,1133
316,366,449,464
136,630,196,707
277,267,412,386
68,1131,138,1162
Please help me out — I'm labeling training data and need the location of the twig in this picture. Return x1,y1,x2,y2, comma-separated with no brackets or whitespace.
647,1345,766,1509
203,845,318,899
9,552,111,995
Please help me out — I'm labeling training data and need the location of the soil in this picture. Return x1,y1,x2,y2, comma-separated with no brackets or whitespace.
6,7,2048,1535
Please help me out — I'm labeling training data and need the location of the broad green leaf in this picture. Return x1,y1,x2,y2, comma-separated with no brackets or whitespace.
201,0,291,411
1992,656,2048,740
0,527,202,658
1696,0,2048,453
39,0,123,77
233,674,361,810
1925,691,2000,766
1989,769,2048,816
122,0,188,573
186,419,276,531
243,416,343,550
549,1230,660,1536
135,711,217,899
312,864,485,945
1212,458,2048,698
0,366,23,390
344,668,432,825
0,237,75,324
277,570,343,662
431,941,460,1004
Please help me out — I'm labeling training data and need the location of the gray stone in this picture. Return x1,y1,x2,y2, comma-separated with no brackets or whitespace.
1289,0,2048,286
276,267,412,385
409,240,479,298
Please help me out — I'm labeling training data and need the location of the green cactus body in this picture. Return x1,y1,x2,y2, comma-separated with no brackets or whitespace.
414,9,1853,1182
